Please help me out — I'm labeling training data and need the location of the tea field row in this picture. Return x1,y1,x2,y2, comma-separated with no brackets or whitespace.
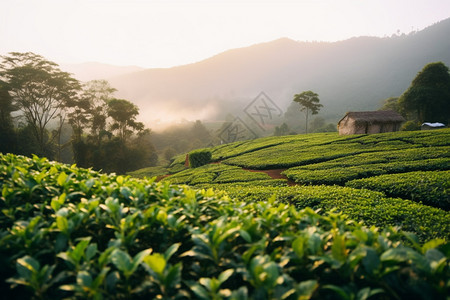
0,153,448,299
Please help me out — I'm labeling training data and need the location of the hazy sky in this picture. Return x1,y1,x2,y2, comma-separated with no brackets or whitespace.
1,0,449,68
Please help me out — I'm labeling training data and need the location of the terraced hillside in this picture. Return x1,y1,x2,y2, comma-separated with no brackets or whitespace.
159,129,450,241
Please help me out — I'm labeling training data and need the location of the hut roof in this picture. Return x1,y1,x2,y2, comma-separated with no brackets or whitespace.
338,111,405,125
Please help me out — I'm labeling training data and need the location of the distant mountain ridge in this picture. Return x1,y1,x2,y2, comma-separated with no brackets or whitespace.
61,62,144,82
67,18,450,127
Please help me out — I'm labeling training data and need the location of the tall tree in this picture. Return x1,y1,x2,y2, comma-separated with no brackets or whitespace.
379,97,400,113
293,90,323,134
82,80,117,142
0,52,80,157
398,62,450,124
107,98,144,141
0,80,17,153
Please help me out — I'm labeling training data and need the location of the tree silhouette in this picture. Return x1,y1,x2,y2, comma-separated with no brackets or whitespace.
107,98,144,141
0,52,80,157
293,90,323,134
398,62,450,124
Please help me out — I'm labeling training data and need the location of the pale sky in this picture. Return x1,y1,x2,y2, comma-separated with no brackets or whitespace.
1,0,450,68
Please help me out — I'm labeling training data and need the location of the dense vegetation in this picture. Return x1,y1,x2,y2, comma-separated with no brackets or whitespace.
1,153,449,299
162,129,450,241
0,53,158,173
397,62,450,126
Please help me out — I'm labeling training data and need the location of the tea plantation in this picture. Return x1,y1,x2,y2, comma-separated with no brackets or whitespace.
1,129,450,299
164,130,449,241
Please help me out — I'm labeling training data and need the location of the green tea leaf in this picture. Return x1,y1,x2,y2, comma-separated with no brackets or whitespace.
110,249,132,274
296,280,318,300
191,283,209,299
116,176,124,185
144,253,166,276
164,263,182,288
331,233,347,262
131,248,152,273
356,287,384,300
362,248,380,275
57,172,68,186
85,243,98,262
422,239,445,253
70,238,91,264
218,269,234,284
239,229,252,243
164,243,180,261
16,256,40,280
56,216,69,233
380,248,409,263
293,236,307,258
323,284,350,300
77,271,93,288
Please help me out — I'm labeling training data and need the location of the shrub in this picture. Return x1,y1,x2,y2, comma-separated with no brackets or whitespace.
1,153,449,299
188,149,212,168
220,185,450,242
401,120,421,131
346,170,450,210
163,164,271,185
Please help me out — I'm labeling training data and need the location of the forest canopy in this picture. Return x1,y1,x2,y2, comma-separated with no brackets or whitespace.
0,52,157,173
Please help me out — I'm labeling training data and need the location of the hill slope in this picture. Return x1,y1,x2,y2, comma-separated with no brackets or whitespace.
158,129,450,240
108,18,450,125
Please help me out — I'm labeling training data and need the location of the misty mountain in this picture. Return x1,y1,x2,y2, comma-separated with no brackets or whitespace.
95,18,450,127
61,62,144,82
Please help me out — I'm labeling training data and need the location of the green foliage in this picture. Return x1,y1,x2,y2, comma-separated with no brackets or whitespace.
0,54,157,173
189,149,212,168
151,120,212,162
398,62,450,124
164,163,271,185
293,90,323,133
346,171,450,210
283,153,449,186
220,185,450,242
126,166,168,179
74,136,158,174
0,80,17,154
216,130,449,171
0,52,81,158
211,134,303,162
107,98,144,141
2,153,448,299
401,120,421,131
379,97,400,113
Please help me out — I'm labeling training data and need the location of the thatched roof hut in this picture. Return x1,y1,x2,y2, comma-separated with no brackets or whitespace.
338,111,405,135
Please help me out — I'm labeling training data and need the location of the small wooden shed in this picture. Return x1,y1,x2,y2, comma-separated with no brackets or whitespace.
337,111,405,135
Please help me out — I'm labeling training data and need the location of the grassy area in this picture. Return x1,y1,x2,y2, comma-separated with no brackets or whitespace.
126,165,169,179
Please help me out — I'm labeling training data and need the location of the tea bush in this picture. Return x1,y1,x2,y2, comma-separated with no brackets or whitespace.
163,163,271,185
188,149,212,168
127,166,169,179
1,153,449,299
346,170,450,210
219,185,450,242
282,158,450,185
217,130,449,169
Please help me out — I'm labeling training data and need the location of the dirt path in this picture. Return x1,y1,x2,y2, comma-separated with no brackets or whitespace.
162,161,298,186
243,168,297,186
